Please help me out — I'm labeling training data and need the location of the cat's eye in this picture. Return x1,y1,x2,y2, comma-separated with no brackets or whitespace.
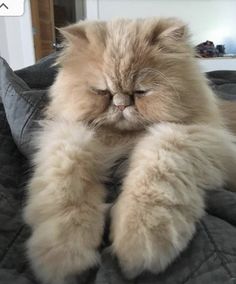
91,87,111,97
134,90,148,97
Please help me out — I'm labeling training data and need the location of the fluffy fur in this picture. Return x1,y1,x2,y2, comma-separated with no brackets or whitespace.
24,18,236,284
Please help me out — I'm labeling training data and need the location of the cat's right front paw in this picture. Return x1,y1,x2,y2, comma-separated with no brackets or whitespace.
27,215,104,284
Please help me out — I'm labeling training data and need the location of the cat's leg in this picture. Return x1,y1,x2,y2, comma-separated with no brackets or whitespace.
24,120,107,284
111,123,236,278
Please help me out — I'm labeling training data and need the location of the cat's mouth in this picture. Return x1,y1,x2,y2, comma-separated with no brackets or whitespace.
114,106,132,120
110,106,144,130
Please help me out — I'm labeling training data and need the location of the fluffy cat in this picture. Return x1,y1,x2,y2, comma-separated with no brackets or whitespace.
23,18,236,284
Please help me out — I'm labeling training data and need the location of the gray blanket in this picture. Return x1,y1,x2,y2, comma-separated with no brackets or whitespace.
0,55,236,284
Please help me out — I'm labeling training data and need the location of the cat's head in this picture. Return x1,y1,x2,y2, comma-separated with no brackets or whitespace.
49,18,215,130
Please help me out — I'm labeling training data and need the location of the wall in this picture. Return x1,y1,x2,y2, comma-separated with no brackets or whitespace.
0,0,35,70
86,0,236,54
0,18,9,59
86,0,99,19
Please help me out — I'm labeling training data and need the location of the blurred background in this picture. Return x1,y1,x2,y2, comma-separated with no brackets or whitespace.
0,0,236,70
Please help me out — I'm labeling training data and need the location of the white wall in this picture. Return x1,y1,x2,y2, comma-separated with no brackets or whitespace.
86,0,236,54
0,0,35,70
86,0,99,20
0,17,9,59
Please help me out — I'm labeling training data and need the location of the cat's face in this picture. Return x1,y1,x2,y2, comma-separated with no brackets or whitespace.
50,18,210,131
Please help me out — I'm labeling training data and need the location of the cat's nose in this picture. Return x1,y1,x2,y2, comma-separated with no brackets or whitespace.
116,105,127,111
113,94,131,111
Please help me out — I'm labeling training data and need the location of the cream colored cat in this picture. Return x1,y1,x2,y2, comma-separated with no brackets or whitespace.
23,18,236,284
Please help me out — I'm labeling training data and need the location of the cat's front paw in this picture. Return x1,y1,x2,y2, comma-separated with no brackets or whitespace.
27,215,104,284
111,193,196,279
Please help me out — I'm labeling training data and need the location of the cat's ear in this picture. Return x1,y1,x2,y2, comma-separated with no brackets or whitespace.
59,24,89,44
160,24,186,40
148,19,188,45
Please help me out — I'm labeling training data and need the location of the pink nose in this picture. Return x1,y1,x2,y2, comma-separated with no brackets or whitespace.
116,105,126,111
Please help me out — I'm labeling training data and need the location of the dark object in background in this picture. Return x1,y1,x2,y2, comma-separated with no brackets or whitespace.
216,45,226,56
196,40,219,58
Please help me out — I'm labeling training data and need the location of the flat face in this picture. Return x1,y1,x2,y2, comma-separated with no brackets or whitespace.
54,18,201,131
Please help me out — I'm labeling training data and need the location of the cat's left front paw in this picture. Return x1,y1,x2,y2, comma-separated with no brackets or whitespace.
110,193,196,279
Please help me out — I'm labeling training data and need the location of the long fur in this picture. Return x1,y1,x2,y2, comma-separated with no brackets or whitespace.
23,18,236,284
220,100,236,134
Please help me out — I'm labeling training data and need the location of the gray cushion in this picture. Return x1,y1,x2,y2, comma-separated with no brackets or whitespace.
15,52,58,90
0,57,48,158
206,70,236,101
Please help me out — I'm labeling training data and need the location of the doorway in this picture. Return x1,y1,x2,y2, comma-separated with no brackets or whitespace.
30,0,85,61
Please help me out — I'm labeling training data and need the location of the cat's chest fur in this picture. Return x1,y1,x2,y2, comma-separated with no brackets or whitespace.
95,127,144,181
95,126,143,147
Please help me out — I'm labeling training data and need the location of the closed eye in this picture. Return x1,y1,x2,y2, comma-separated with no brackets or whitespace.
134,90,148,97
91,87,112,96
